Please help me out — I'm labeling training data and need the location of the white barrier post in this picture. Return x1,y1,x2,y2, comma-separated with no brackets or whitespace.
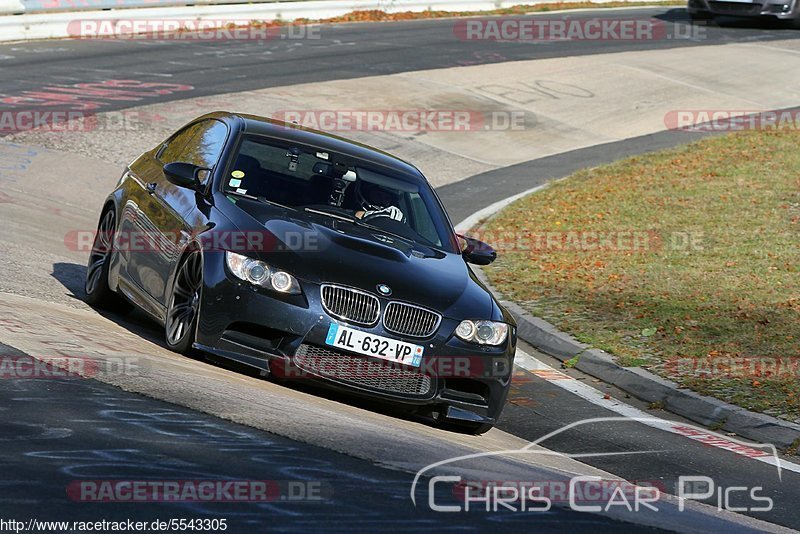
0,0,25,14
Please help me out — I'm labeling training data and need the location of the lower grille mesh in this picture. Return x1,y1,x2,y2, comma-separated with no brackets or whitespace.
294,344,432,396
708,1,761,13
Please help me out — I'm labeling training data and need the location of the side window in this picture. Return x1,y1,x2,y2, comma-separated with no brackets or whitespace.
159,120,229,170
159,126,196,165
408,193,441,246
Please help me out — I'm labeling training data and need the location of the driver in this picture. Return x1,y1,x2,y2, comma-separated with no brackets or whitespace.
355,182,406,223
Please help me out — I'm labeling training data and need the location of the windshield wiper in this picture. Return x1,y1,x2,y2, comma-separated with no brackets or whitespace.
350,219,419,246
226,190,294,210
304,207,432,248
303,207,356,222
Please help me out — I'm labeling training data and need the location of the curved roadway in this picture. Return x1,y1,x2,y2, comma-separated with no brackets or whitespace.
1,7,799,532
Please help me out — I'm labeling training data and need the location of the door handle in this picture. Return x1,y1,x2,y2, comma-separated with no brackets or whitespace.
146,182,157,195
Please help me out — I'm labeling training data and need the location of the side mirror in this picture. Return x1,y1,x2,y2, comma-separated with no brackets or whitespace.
458,234,497,265
163,162,208,191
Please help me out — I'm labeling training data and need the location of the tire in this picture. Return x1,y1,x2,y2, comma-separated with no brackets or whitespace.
689,11,714,23
84,208,132,313
165,250,203,355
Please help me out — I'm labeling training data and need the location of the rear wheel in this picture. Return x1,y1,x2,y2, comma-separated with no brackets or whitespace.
165,250,203,355
84,208,131,312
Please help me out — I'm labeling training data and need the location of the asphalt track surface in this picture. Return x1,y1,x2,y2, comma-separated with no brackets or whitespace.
1,6,800,532
0,342,637,532
1,7,798,109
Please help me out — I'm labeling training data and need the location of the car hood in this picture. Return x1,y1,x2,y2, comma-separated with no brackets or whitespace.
217,196,494,318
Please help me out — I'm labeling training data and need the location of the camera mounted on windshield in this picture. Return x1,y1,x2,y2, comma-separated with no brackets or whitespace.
329,161,356,208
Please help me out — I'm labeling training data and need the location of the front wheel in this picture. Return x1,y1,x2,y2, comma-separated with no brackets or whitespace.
84,208,131,313
165,250,203,355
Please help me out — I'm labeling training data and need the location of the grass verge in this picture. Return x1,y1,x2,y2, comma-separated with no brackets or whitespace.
479,128,800,420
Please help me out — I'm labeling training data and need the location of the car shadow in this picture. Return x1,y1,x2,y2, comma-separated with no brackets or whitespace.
51,261,89,303
50,261,443,432
51,262,166,346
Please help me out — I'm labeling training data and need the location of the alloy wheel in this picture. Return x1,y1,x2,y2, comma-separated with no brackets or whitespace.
166,251,202,346
86,209,115,296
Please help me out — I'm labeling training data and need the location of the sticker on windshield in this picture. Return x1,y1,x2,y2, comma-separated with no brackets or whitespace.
316,151,329,160
229,178,242,188
231,170,245,179
235,188,247,195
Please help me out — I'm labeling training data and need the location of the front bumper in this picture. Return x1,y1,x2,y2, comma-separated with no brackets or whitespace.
195,252,515,424
689,0,799,19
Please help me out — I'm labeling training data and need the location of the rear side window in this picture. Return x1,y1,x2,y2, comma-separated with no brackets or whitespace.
160,120,229,170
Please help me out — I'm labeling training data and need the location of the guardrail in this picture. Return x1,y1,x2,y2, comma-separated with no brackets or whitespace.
3,0,541,15
0,0,658,41
4,0,330,15
1,0,650,15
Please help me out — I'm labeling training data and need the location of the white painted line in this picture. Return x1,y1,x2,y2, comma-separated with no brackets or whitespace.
514,348,800,476
454,183,550,233
615,63,765,107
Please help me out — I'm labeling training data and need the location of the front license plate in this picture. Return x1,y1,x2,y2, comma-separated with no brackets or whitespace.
325,323,424,367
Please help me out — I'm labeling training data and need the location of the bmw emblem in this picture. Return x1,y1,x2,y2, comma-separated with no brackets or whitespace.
376,284,392,296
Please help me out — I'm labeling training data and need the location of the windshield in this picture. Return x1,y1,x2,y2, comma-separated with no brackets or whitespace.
223,135,458,253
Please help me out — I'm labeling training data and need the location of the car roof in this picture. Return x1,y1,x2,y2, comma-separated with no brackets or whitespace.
198,111,427,183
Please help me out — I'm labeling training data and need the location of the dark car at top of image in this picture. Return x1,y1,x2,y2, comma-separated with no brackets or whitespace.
84,111,516,434
688,0,800,25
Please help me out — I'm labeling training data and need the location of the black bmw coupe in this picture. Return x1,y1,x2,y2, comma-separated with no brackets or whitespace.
85,112,516,434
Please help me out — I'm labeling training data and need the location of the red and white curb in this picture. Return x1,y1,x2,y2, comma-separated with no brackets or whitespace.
514,349,800,477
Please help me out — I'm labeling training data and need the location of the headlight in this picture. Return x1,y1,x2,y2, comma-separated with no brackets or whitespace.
455,320,508,346
225,251,301,294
